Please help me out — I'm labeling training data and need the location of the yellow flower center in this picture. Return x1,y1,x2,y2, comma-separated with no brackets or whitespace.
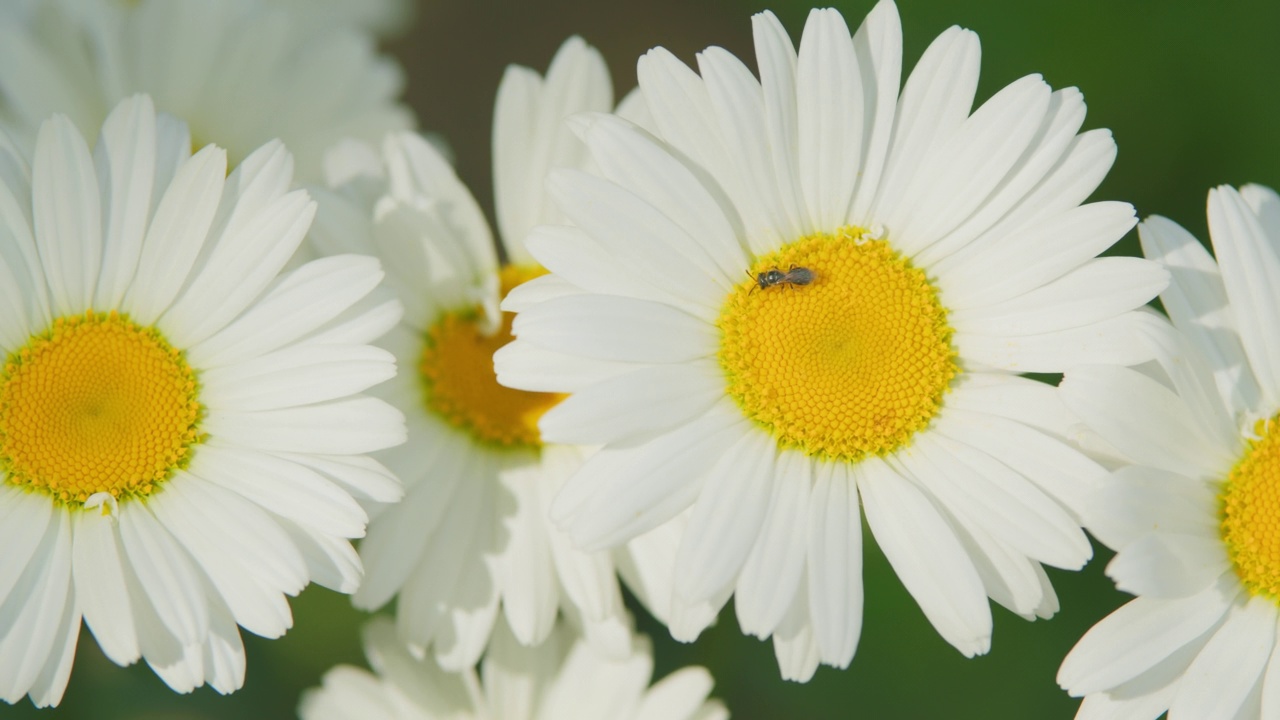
717,228,957,461
420,265,564,449
0,311,202,506
1222,416,1280,602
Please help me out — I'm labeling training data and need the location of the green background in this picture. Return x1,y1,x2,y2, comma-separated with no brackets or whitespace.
9,0,1280,718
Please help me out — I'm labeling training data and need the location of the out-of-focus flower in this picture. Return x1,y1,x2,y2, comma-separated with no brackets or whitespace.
299,617,728,720
307,37,665,670
0,95,405,707
1059,185,1280,719
0,0,414,183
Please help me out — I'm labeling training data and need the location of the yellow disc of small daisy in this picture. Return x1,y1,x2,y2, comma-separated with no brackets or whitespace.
718,227,957,461
420,265,565,449
1222,416,1280,602
0,311,202,506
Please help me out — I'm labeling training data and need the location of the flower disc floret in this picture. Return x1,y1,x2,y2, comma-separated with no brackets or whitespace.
1222,415,1280,602
717,228,957,461
420,265,564,449
0,311,202,506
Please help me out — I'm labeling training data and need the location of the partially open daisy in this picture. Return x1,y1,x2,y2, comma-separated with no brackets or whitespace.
0,95,405,708
0,0,413,183
1058,185,1280,719
496,2,1167,680
308,37,648,670
299,617,728,720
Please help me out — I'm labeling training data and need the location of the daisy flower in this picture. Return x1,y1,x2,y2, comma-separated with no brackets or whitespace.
308,37,647,670
495,2,1168,680
0,0,413,183
0,94,405,708
1058,185,1280,719
298,617,728,720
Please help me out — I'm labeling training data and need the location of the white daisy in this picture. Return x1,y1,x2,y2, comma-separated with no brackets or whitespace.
495,2,1168,680
298,617,728,720
0,94,406,708
1058,184,1280,719
0,0,414,183
308,37,647,670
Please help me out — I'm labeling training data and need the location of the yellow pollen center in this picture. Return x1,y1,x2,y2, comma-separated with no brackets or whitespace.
419,265,564,449
0,311,202,506
1222,416,1280,602
717,228,957,461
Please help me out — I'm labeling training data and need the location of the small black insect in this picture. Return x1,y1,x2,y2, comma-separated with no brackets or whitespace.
751,265,815,292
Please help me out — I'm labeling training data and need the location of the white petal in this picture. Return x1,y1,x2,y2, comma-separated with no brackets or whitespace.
891,75,1052,256
24,590,79,709
870,26,979,224
495,463,558,647
201,343,397,412
117,501,209,645
1060,364,1234,478
511,293,717,364
1210,185,1280,407
806,459,863,667
796,8,862,231
1107,533,1228,600
846,0,903,221
1058,575,1237,695
354,441,468,610
914,87,1088,267
735,449,810,638
495,338,639,394
1138,215,1262,414
1260,623,1280,719
546,169,725,314
577,114,747,282
0,507,71,704
0,486,53,606
191,443,369,539
698,46,796,249
278,518,364,595
161,157,313,346
635,666,717,720
189,254,384,369
858,456,990,656
430,550,502,671
771,575,820,682
202,396,405,456
149,475,302,637
937,201,1138,311
932,404,1106,521
1083,465,1218,551
120,145,227,324
32,113,101,315
751,11,806,238
201,605,246,695
674,431,776,605
554,404,750,550
949,257,1167,336
72,510,140,665
903,433,1090,569
955,309,1162,373
1169,595,1275,719
93,95,156,309
538,361,724,446
521,224,693,311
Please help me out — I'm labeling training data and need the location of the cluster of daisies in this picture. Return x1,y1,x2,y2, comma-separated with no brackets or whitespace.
0,0,1277,718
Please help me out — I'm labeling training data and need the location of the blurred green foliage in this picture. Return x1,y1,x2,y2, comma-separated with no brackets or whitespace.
7,0,1279,718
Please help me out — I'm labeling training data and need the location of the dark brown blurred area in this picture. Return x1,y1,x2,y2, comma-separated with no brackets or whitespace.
386,0,757,221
